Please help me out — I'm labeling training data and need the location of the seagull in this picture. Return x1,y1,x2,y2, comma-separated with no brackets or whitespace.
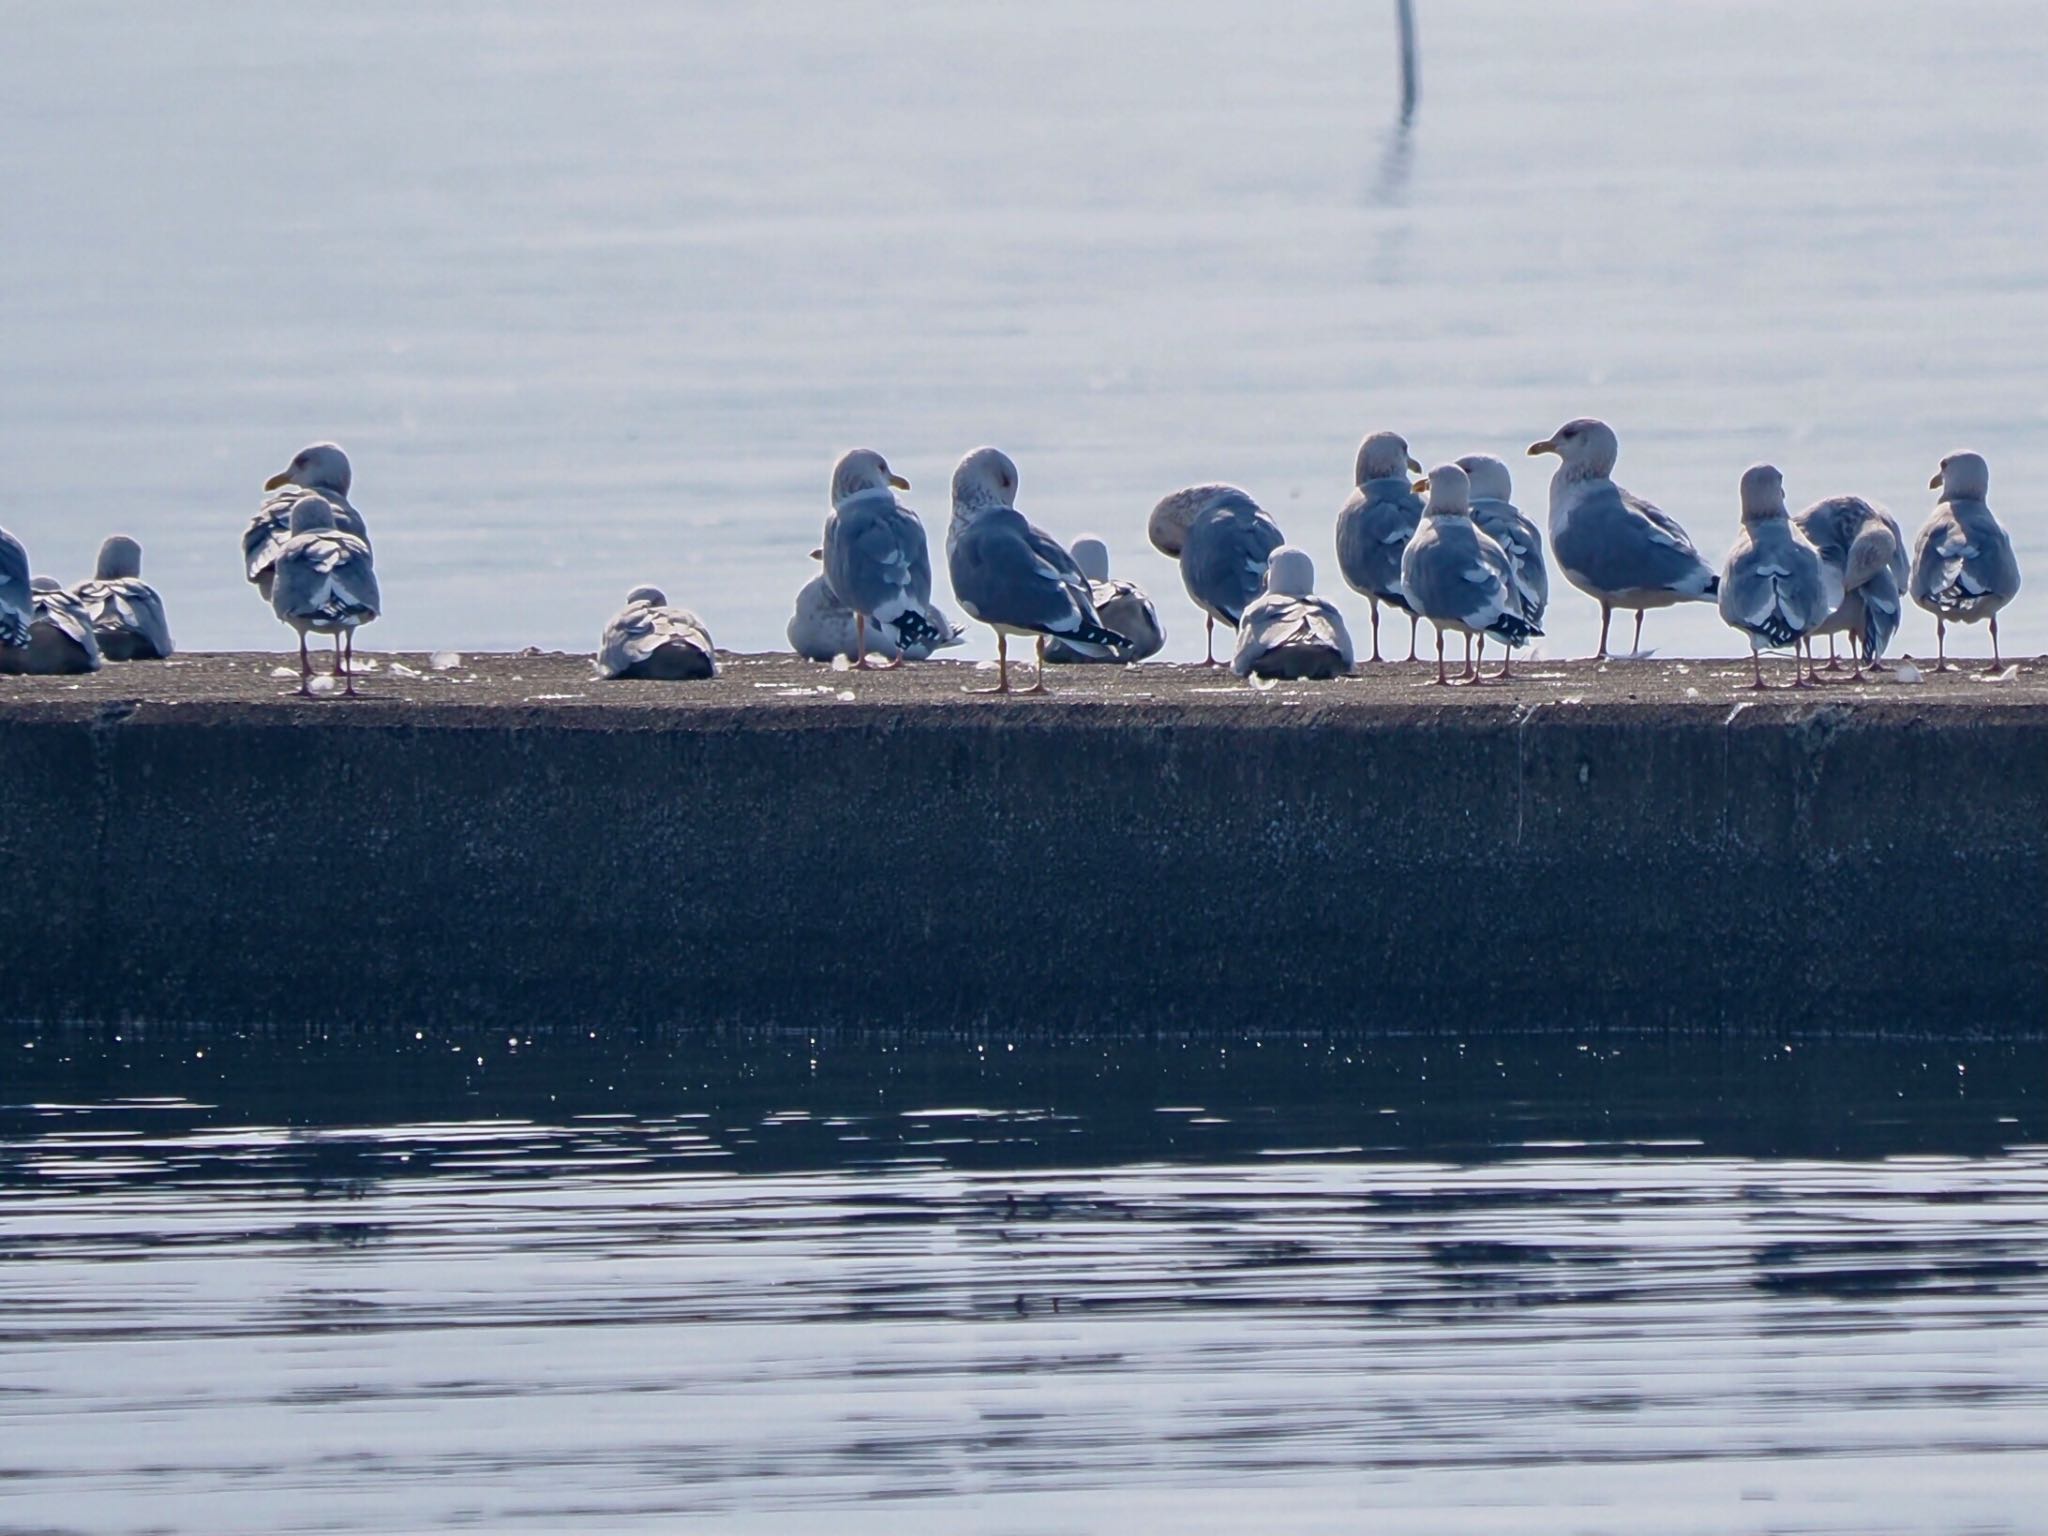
271,493,380,697
1334,430,1424,663
1792,496,1906,676
1231,546,1354,679
1045,536,1164,663
947,446,1125,693
597,587,718,679
1528,418,1719,658
0,578,102,675
787,571,962,663
821,448,946,668
1459,453,1547,673
1400,462,1543,684
245,443,370,603
74,536,174,661
1717,465,1842,689
1148,483,1285,665
0,523,29,653
1910,452,2021,672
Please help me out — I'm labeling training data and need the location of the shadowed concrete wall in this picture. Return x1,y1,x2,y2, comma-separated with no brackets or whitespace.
0,699,2042,1033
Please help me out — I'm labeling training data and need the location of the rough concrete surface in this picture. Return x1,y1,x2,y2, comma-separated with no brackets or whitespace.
1,650,2043,1034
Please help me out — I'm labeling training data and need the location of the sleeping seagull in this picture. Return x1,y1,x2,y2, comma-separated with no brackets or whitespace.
787,571,961,663
821,448,945,668
1528,418,1718,658
245,443,370,603
0,578,102,675
0,523,29,652
947,446,1125,694
1400,462,1543,684
1910,452,2021,672
1717,465,1841,690
271,493,380,697
1231,547,1354,680
1792,496,1906,676
598,587,717,679
1459,453,1547,672
1148,483,1286,665
1334,430,1424,663
1045,536,1165,664
74,536,174,661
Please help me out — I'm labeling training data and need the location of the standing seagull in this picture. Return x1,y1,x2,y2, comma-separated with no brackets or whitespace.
1400,463,1542,684
1910,452,2021,672
1231,547,1354,680
1793,496,1906,675
1333,430,1424,663
74,536,174,661
245,443,370,603
598,587,718,679
0,578,102,675
271,494,380,697
947,447,1125,694
1045,536,1165,663
821,448,944,668
1459,453,1547,671
1528,418,1719,658
1717,465,1841,690
1148,484,1286,665
0,523,29,653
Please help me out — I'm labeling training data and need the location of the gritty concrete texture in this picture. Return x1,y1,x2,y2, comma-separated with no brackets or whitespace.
1,650,2043,1034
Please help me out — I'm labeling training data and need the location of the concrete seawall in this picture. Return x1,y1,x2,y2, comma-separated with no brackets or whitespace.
2,653,2043,1034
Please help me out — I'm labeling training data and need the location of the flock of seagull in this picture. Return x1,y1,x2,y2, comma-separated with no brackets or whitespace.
0,419,2023,695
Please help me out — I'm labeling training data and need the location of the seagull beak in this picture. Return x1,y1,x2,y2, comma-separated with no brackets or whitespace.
1406,455,1422,473
1928,469,1944,489
1412,476,1430,494
888,473,911,491
809,547,823,561
1527,439,1556,457
264,469,293,490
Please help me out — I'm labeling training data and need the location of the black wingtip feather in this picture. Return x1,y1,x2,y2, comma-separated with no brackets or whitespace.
1484,614,1543,646
1705,574,1722,597
1752,615,1800,648
890,609,944,649
1064,620,1129,652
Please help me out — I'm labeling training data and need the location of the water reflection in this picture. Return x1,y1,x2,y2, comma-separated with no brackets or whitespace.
1,1029,2044,1533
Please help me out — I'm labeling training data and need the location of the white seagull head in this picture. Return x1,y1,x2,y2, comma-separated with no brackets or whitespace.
1528,418,1619,479
266,442,352,496
830,447,910,504
951,446,1019,513
1931,451,1989,499
1354,431,1422,486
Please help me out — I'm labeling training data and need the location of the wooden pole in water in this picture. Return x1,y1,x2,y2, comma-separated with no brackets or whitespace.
1396,0,1419,121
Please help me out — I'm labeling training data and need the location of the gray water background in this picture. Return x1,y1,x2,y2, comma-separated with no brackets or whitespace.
3,1027,2044,1533
2,1,2043,661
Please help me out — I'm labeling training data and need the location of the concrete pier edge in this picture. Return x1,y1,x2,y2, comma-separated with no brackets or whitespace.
1,653,2042,1034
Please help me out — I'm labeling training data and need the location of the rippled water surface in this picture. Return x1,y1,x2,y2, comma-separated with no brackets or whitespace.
3,1028,2045,1533
2,2,2044,661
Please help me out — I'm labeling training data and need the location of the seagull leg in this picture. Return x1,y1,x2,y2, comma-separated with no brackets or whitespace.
1790,638,1817,688
343,629,360,697
1201,615,1221,667
1935,618,1952,672
1630,609,1645,657
1368,599,1382,664
1988,615,2004,674
1824,634,1842,671
1020,635,1049,695
296,632,314,697
852,613,873,669
968,633,1011,694
1595,604,1611,661
1434,628,1449,686
1407,614,1419,663
1460,632,1476,682
1748,646,1769,690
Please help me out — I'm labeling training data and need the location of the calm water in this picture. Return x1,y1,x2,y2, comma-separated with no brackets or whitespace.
2,2,2044,661
3,1028,2045,1533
